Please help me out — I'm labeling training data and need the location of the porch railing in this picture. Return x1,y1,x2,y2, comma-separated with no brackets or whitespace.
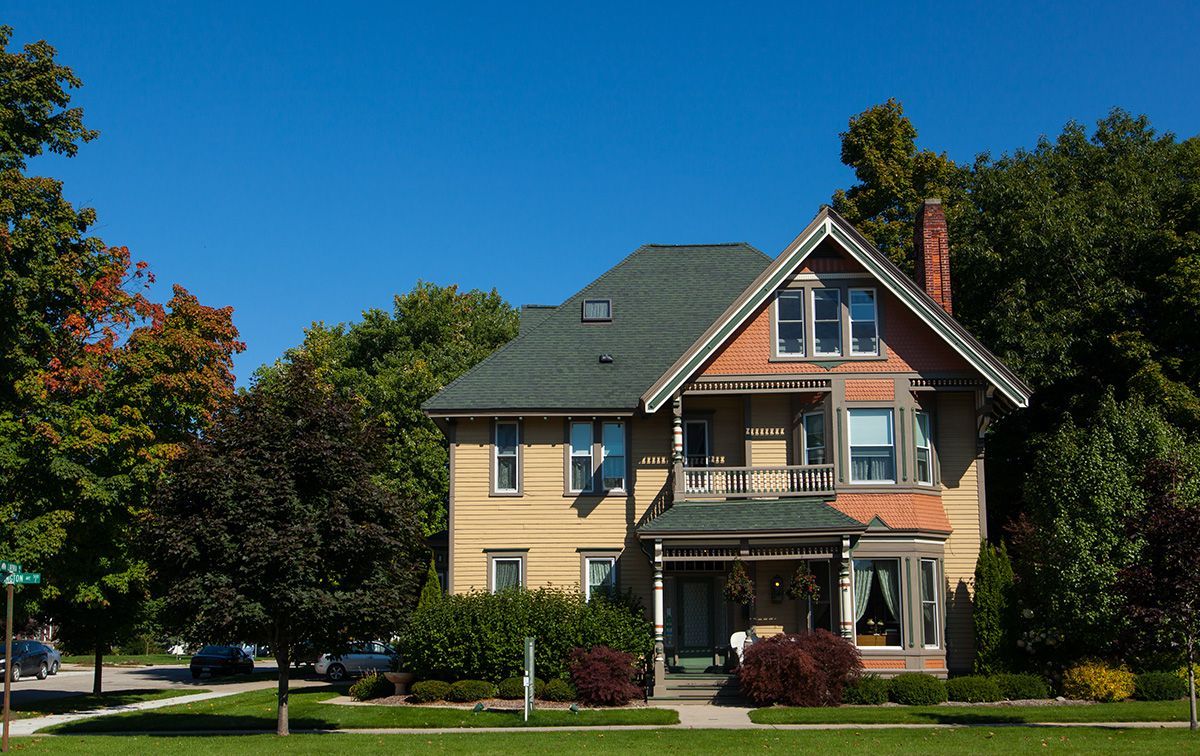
682,464,836,498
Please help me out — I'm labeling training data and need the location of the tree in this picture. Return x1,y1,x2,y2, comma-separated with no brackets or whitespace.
148,357,427,736
0,27,243,693
973,540,1015,675
1008,396,1181,662
417,559,442,611
1120,455,1200,730
258,281,518,535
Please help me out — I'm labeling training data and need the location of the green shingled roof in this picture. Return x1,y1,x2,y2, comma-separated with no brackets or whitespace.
423,243,771,412
637,498,867,536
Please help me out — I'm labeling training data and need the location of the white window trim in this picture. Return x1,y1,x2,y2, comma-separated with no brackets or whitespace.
774,290,805,356
848,408,896,485
802,411,825,465
490,556,524,593
914,411,933,486
852,557,904,650
812,288,843,356
584,556,617,601
920,558,940,649
494,421,520,493
600,421,626,493
848,287,880,356
569,421,594,493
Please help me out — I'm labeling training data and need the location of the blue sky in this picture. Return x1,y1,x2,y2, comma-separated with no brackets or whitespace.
9,2,1199,382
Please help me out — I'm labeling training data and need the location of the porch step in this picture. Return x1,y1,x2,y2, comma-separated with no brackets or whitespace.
656,672,743,703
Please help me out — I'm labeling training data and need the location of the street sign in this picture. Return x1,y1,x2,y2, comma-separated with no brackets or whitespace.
1,573,38,586
0,563,18,575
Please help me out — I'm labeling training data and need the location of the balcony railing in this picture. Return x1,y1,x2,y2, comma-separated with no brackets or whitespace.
682,464,836,498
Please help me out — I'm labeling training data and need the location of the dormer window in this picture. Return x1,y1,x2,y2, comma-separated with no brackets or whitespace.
582,299,612,322
775,291,805,355
813,289,842,356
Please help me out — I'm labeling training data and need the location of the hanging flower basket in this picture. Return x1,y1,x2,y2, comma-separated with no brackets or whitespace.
723,558,755,606
787,564,821,602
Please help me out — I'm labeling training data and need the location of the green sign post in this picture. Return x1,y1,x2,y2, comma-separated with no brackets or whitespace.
2,566,41,752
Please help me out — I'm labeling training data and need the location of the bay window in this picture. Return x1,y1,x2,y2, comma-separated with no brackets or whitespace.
848,408,895,483
853,558,902,647
920,559,940,648
914,411,933,485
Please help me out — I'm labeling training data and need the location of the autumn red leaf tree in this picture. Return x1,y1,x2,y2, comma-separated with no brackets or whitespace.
0,25,244,693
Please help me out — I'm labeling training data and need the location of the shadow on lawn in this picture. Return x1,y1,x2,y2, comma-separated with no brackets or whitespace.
909,710,1029,725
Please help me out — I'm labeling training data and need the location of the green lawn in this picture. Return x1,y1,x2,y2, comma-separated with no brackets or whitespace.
47,687,679,733
60,654,190,667
12,728,1200,754
749,700,1193,725
10,688,206,720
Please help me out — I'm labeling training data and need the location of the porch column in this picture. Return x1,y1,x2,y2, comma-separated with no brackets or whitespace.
671,394,684,494
838,535,854,641
652,539,667,697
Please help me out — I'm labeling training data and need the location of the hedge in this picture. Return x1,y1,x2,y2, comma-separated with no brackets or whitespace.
542,678,576,702
348,672,392,701
1062,662,1135,702
888,673,947,705
410,680,451,703
1134,671,1188,701
399,587,652,682
498,676,545,700
946,675,1002,703
447,679,497,702
992,673,1049,700
842,674,889,705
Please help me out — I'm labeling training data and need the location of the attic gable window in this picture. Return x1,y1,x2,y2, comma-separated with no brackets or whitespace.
582,299,612,322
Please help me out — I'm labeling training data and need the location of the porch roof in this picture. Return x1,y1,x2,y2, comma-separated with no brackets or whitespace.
637,497,867,537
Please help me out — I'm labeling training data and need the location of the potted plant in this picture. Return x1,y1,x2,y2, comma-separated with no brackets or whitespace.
723,559,755,607
384,654,416,696
786,563,820,602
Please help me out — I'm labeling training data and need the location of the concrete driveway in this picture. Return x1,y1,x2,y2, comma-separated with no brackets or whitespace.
7,661,283,706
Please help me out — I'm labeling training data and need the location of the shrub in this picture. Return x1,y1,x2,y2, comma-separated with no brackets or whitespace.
738,630,862,707
992,673,1049,700
399,587,653,682
888,673,948,705
497,676,545,700
1061,662,1135,702
409,680,451,703
447,679,497,702
1134,671,1188,701
542,678,576,702
946,675,1002,703
569,646,642,706
842,674,889,705
973,541,1016,675
349,671,393,701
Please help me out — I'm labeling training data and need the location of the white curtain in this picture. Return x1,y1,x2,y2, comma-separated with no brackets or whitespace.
853,561,874,622
588,560,613,597
494,560,520,591
875,560,899,620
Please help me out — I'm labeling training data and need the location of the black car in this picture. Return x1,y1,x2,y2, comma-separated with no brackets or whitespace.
0,640,51,682
189,645,254,679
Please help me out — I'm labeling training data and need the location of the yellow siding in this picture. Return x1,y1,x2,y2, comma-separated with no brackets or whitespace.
937,392,981,673
450,415,668,604
748,394,790,466
687,396,744,465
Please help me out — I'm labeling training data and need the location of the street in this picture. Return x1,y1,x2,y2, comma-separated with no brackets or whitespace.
7,661,281,707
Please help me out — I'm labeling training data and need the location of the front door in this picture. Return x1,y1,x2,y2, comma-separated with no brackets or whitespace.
676,577,715,671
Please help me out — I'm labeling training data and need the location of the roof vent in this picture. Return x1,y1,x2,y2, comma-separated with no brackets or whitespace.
599,354,614,364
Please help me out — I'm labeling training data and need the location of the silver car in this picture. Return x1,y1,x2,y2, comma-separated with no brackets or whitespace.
315,641,396,681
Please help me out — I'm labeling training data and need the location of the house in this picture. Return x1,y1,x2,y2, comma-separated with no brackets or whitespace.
423,202,1030,693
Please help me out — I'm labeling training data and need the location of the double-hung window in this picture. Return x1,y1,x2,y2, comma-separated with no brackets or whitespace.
491,556,523,593
569,421,594,493
813,289,842,356
494,421,520,493
849,288,879,355
920,559,940,648
601,422,626,491
914,411,933,485
848,409,895,483
802,412,826,465
584,556,616,601
775,291,805,355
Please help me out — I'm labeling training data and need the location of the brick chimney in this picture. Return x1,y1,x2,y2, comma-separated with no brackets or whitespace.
914,198,952,315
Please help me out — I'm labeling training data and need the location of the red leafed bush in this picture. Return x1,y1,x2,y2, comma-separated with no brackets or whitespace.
568,645,643,706
738,630,862,707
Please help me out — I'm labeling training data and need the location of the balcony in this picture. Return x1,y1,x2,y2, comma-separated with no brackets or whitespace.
681,463,836,499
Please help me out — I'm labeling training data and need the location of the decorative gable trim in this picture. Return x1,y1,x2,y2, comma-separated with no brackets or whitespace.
642,208,1032,413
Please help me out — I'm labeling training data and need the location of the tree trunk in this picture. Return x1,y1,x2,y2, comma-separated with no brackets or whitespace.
1188,639,1196,732
274,632,290,736
92,642,103,696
